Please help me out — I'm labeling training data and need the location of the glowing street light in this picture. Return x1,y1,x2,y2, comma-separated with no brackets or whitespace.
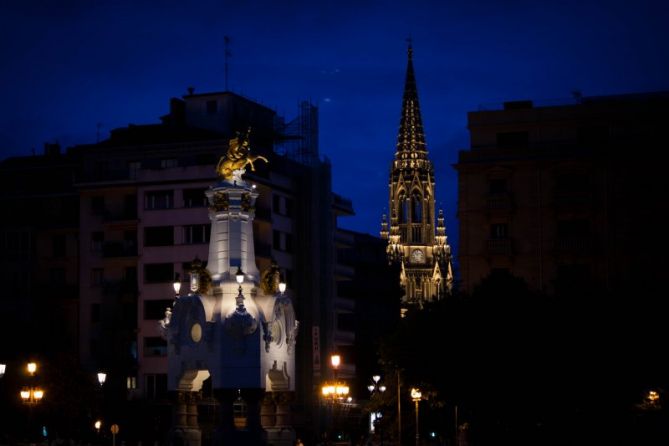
279,281,287,294
27,362,37,376
173,273,181,295
94,420,102,433
0,363,6,378
411,388,422,446
97,372,107,386
20,387,44,404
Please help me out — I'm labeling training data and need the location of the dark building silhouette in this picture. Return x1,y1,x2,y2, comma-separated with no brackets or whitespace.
455,92,669,296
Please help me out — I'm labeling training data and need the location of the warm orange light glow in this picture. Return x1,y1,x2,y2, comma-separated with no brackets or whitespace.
20,390,30,400
33,389,44,400
321,382,349,399
330,354,341,368
94,420,102,431
410,387,422,401
27,362,37,375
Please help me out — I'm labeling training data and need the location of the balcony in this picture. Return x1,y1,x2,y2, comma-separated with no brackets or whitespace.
102,241,138,258
554,236,592,254
487,238,512,256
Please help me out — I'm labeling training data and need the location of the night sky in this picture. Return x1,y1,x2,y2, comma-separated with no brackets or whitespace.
2,0,669,246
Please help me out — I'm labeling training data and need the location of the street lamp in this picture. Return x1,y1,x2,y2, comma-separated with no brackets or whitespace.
20,387,44,404
411,388,422,446
0,363,5,378
368,375,387,443
94,420,102,433
27,362,37,376
97,372,107,386
173,273,181,296
278,281,287,295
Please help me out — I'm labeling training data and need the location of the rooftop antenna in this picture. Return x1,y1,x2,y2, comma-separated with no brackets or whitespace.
224,35,232,91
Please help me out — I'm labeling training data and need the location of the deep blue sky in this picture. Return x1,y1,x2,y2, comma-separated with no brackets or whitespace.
2,0,669,246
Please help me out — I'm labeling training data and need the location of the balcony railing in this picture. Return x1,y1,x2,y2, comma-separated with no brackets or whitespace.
555,236,592,254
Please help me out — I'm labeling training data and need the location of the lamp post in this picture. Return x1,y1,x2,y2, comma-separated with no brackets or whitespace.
173,273,182,297
411,388,422,446
21,362,44,442
97,372,107,387
368,375,387,445
320,354,347,444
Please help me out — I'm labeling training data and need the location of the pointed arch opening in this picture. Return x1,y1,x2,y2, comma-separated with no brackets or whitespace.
411,190,422,223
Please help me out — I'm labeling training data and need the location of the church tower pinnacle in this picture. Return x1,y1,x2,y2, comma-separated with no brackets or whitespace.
382,43,453,314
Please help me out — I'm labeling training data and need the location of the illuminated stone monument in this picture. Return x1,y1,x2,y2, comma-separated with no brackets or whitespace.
163,130,298,445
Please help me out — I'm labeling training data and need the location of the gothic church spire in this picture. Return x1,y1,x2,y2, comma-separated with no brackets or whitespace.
396,42,427,157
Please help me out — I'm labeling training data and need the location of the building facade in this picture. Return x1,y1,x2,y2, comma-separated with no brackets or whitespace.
381,45,453,311
455,92,669,295
1,90,356,442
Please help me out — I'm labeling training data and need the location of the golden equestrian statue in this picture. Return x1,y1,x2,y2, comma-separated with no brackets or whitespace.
216,128,268,181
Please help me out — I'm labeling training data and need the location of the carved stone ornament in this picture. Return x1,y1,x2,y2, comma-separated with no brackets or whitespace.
210,191,229,212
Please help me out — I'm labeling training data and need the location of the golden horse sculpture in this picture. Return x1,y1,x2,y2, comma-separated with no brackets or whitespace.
216,128,268,181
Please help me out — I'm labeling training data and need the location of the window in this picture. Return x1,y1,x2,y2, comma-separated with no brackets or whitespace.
144,226,174,246
233,396,248,430
91,268,104,286
496,131,528,149
273,195,295,217
91,196,105,215
183,224,210,244
91,303,101,323
128,161,141,178
144,337,168,357
144,263,174,283
52,234,66,257
127,376,137,390
272,230,293,252
489,179,508,194
206,100,218,115
411,192,422,223
145,190,174,210
91,232,104,252
490,223,508,239
160,159,178,169
183,188,208,208
144,299,174,320
145,373,167,400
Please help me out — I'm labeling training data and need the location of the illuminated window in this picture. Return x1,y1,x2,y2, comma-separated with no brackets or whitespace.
127,376,137,390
